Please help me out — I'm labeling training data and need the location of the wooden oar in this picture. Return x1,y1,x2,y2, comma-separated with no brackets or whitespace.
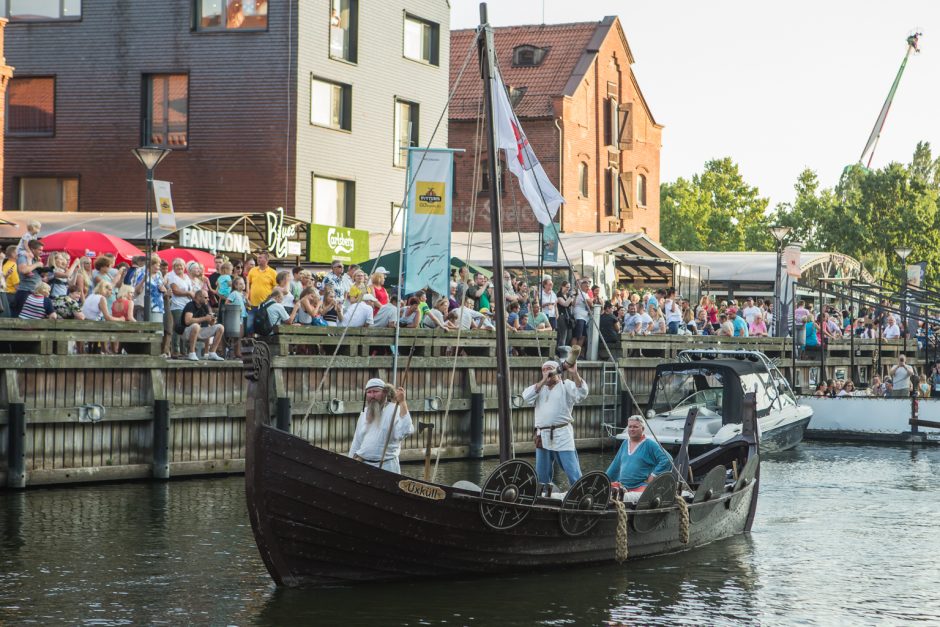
377,330,422,470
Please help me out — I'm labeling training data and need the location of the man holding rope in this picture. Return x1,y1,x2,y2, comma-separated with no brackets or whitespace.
348,378,413,474
522,359,589,487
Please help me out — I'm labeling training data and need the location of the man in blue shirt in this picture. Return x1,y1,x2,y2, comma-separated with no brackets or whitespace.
606,416,673,491
732,309,750,337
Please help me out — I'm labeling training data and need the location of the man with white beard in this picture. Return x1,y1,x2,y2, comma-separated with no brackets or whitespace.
348,378,414,473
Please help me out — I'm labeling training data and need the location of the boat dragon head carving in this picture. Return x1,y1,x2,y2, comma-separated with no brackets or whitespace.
244,340,271,382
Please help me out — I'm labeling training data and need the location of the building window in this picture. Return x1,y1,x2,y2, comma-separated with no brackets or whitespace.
607,97,619,147
329,0,358,62
605,169,619,217
197,0,268,31
480,158,506,195
144,74,188,148
403,14,439,65
512,45,548,67
391,203,403,235
394,99,419,167
2,0,81,21
313,176,354,227
578,162,588,198
637,173,648,207
311,77,352,131
6,77,55,136
18,177,78,212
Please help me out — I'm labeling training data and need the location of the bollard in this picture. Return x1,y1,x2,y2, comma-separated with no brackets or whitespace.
276,397,291,433
152,399,170,479
7,402,25,488
469,392,484,458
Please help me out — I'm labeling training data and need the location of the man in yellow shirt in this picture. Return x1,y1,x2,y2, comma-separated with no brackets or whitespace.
3,244,19,294
247,251,277,306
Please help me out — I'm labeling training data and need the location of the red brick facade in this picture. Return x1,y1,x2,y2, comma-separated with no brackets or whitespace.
449,17,662,241
0,19,11,214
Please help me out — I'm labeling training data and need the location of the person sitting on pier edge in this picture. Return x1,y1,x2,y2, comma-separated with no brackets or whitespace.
522,359,589,488
177,289,225,362
606,416,673,493
348,378,413,474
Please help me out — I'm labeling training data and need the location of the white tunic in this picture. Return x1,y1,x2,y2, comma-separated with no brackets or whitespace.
348,402,414,469
521,378,589,451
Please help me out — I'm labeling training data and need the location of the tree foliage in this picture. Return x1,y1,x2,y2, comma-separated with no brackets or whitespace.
660,158,770,251
661,143,940,286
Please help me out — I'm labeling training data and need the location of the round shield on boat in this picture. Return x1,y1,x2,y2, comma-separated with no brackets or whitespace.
479,459,538,530
691,465,727,524
559,471,611,536
632,474,677,533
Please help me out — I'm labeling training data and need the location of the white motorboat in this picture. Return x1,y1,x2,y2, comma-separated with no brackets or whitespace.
640,350,812,455
802,395,940,444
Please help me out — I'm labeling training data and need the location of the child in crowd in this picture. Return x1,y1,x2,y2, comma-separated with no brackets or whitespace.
226,276,248,359
16,220,41,256
216,262,234,300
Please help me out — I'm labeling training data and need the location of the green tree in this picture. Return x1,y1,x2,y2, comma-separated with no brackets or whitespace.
660,158,770,251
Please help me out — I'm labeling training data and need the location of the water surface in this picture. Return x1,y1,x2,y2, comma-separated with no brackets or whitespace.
2,444,939,625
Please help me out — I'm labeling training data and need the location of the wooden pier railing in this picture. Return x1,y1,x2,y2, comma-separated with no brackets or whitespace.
0,320,924,488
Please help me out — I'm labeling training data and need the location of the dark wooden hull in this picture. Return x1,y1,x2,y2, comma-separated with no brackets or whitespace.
246,422,758,586
243,342,760,587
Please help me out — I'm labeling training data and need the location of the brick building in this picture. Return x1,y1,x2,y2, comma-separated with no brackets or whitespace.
0,18,11,213
449,17,662,240
1,1,449,234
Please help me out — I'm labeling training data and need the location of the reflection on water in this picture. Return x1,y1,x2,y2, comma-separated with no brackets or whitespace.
2,444,940,625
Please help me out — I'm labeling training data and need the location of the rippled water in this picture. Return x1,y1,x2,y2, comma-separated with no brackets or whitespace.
2,443,940,625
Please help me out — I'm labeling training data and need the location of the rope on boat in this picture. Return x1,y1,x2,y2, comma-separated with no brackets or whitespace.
613,499,629,563
431,90,485,484
677,495,690,544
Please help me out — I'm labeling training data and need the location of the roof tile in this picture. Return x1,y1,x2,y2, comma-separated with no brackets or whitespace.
450,22,601,120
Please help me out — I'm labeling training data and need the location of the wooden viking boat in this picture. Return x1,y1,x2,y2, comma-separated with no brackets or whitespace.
243,3,761,587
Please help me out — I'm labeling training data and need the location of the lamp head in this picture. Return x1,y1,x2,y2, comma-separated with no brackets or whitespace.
895,247,913,261
767,225,792,245
132,145,172,170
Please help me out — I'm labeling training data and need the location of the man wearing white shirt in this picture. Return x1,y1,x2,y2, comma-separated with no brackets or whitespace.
522,359,589,487
883,315,901,339
348,379,413,474
341,294,376,328
571,278,593,350
741,298,762,327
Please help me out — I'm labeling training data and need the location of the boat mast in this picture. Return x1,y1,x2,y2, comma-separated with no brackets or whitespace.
478,3,514,462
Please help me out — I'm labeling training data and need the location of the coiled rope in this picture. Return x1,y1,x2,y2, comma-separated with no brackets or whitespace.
613,500,629,563
677,495,690,544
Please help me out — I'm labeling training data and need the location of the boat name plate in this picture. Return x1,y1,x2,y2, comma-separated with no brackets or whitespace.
398,480,446,501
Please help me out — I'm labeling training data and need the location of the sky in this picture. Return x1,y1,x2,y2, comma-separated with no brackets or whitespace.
451,0,940,209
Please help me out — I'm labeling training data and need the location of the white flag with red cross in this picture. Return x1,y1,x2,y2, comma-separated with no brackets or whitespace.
491,65,564,226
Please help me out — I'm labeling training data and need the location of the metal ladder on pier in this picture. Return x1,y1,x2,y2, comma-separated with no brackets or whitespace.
600,362,621,448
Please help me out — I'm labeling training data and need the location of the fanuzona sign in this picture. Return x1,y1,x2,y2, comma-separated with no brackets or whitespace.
266,207,300,258
308,224,369,264
404,148,454,296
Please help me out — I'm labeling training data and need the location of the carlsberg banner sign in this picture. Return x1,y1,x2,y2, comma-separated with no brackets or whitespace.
308,223,369,264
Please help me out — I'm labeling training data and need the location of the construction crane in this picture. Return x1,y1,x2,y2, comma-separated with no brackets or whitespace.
857,31,921,169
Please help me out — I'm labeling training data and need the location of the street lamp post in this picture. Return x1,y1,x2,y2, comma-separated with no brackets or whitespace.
895,246,913,342
768,225,792,337
132,146,172,320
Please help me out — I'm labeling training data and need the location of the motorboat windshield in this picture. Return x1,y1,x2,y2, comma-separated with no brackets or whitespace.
650,368,726,418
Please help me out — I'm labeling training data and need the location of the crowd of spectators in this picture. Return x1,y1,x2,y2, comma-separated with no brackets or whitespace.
3,220,932,364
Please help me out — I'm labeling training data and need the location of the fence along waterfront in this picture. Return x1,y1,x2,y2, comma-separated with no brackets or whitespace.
0,320,922,488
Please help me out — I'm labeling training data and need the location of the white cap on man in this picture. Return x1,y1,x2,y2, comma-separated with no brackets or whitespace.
374,266,390,275
542,360,560,372
365,378,385,391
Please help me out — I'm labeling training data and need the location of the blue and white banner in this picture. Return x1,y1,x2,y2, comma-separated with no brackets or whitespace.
404,148,454,296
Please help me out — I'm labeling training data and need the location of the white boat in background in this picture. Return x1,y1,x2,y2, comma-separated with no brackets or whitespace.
641,350,813,456
802,395,940,444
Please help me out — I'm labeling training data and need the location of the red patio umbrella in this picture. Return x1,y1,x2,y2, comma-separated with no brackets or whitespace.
156,248,218,274
41,230,144,265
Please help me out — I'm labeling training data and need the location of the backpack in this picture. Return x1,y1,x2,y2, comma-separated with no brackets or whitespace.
254,300,275,337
